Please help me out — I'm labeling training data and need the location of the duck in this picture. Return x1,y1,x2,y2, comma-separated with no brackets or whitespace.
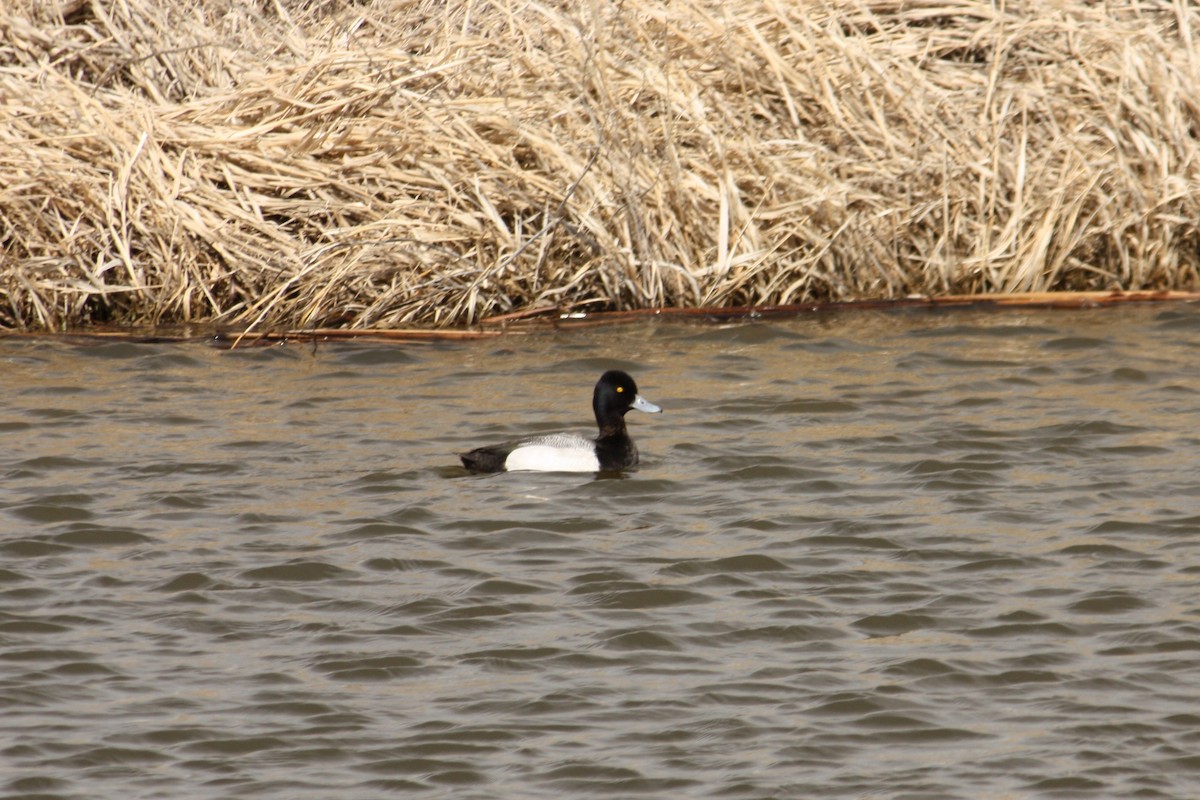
460,370,662,473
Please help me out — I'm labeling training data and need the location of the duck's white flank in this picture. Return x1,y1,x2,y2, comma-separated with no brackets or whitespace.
504,434,601,472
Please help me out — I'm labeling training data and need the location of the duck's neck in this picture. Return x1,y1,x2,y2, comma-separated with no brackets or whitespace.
597,420,627,439
594,395,627,440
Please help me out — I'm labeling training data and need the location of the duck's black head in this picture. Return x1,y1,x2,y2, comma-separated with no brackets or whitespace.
593,370,661,434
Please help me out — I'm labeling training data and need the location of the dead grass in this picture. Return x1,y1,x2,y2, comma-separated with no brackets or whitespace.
2,0,1199,330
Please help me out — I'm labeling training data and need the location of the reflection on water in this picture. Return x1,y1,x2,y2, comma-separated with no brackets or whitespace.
2,306,1200,799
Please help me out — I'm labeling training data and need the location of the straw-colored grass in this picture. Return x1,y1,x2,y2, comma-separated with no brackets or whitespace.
2,0,1199,330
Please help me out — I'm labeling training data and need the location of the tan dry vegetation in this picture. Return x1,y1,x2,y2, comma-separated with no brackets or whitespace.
2,0,1199,330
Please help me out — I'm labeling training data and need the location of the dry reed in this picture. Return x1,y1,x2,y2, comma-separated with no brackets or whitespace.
2,0,1199,330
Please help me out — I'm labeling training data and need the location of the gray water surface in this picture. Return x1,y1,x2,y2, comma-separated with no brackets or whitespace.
3,306,1200,799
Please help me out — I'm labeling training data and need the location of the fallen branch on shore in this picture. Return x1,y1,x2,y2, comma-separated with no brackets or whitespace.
486,290,1200,329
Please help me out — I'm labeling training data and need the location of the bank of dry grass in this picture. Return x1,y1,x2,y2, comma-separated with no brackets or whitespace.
2,0,1199,330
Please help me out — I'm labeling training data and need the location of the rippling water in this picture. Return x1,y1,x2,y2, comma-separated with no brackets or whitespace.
3,305,1200,799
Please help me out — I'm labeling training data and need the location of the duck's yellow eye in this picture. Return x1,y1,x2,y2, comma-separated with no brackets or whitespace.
616,386,624,393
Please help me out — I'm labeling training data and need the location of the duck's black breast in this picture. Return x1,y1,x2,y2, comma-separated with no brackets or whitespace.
594,431,638,471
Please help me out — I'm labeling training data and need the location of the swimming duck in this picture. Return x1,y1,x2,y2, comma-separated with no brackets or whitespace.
460,370,661,472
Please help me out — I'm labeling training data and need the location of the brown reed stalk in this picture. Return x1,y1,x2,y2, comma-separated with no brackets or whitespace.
1,0,1198,330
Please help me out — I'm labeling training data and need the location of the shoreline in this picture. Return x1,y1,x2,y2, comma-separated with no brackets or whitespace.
5,290,1197,347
